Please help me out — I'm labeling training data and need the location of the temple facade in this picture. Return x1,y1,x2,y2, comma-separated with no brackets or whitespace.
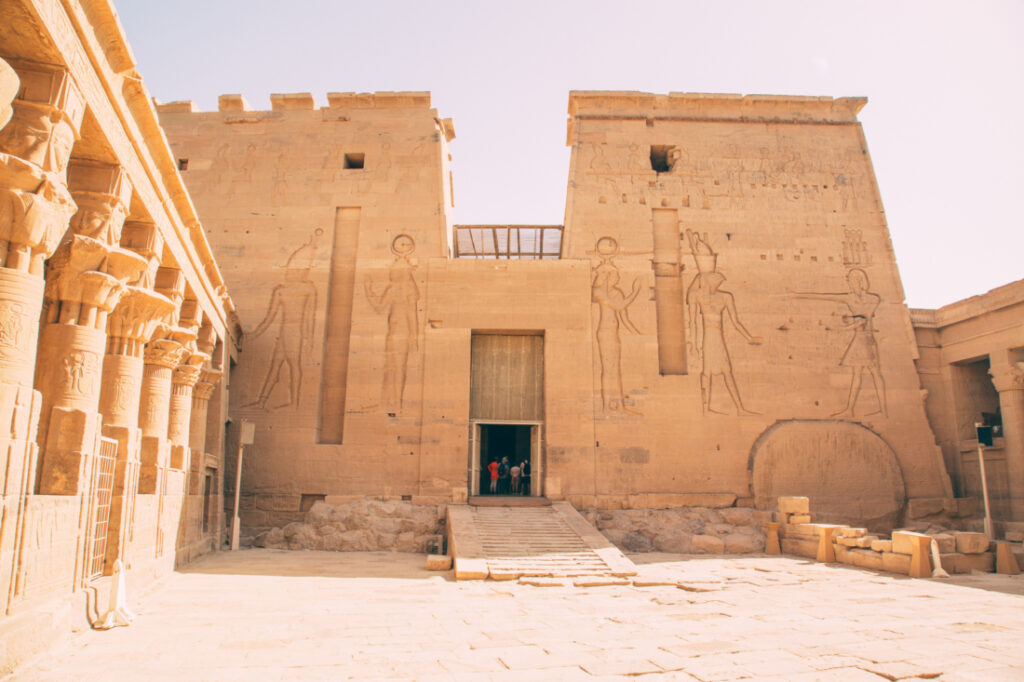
159,89,1020,539
0,1,239,670
3,0,1023,672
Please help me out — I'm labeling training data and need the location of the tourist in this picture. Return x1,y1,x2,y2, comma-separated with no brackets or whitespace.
487,459,498,494
520,460,531,495
498,457,510,495
510,462,521,494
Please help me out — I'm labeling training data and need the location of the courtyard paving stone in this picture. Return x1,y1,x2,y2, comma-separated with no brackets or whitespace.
9,549,1024,681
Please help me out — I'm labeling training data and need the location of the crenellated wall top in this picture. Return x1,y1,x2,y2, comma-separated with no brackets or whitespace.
567,91,867,126
156,91,434,116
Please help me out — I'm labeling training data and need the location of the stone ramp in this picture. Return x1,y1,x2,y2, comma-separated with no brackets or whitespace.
446,501,636,580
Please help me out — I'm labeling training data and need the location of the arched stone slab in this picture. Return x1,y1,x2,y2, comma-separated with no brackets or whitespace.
750,420,906,531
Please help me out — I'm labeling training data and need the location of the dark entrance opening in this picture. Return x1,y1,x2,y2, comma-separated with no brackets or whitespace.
479,424,532,495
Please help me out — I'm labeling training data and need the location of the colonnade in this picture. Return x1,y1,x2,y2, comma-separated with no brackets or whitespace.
0,56,224,615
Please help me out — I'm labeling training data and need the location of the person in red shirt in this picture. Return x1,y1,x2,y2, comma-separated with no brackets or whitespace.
487,459,499,494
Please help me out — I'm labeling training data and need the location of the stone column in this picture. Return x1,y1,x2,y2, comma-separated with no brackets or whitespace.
0,57,84,614
34,160,137,496
137,335,191,493
98,282,175,573
190,368,222,454
168,354,206,464
188,367,222,495
990,361,1024,521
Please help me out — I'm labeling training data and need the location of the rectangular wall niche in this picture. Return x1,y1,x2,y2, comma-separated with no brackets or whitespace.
317,207,361,443
651,208,687,374
343,153,364,169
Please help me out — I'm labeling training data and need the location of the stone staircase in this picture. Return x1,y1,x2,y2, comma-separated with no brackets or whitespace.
446,501,637,580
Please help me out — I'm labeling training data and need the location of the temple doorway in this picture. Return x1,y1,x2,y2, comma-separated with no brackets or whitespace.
472,422,541,496
468,333,544,497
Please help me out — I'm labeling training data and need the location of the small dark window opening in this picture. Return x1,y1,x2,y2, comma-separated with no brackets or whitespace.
650,145,674,173
300,493,326,512
343,153,365,169
178,158,189,171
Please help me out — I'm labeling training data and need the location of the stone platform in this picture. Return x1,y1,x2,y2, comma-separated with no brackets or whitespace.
446,502,637,580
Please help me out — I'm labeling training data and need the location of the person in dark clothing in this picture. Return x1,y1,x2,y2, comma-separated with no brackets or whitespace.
498,457,510,495
520,459,531,495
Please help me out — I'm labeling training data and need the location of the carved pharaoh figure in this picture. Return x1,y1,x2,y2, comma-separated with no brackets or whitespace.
591,237,641,414
685,230,762,415
795,267,887,418
245,230,319,410
365,234,419,413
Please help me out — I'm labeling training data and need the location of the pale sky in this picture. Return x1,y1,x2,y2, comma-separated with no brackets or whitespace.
116,0,1023,309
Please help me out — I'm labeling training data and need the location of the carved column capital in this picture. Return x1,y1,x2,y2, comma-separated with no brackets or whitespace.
106,287,177,357
990,362,1024,393
0,59,85,274
193,367,223,403
67,160,132,247
143,337,191,370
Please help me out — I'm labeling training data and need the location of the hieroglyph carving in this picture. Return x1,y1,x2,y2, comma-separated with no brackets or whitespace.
795,268,887,417
685,230,762,415
365,234,419,413
591,237,642,414
61,349,98,397
245,230,319,410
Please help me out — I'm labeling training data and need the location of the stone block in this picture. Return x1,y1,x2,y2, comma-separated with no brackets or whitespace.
837,527,867,538
836,546,884,571
881,551,911,575
959,552,995,573
892,530,929,556
837,536,861,547
871,539,893,553
906,497,944,518
778,497,809,514
930,533,956,554
781,537,817,559
954,532,990,555
425,554,451,571
788,514,811,524
995,542,1020,575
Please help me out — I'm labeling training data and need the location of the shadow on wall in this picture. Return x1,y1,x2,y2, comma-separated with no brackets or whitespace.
750,420,906,531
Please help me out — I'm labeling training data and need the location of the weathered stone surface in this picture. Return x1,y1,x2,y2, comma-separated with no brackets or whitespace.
252,499,443,552
753,422,906,530
954,532,990,555
778,497,810,515
691,534,726,554
930,533,956,554
881,551,912,575
591,507,766,555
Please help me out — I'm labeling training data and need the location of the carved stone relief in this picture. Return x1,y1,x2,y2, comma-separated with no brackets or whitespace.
0,60,84,275
244,230,319,410
794,267,887,417
365,234,419,413
685,230,762,415
591,237,642,415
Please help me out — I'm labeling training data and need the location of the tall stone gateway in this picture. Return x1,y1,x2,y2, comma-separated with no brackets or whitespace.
160,90,956,535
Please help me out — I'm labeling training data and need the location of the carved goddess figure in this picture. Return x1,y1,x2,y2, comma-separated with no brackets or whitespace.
795,267,886,417
365,234,419,412
244,231,319,410
688,271,762,415
591,237,641,414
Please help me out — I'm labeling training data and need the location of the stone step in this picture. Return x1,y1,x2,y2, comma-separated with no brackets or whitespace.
446,501,637,580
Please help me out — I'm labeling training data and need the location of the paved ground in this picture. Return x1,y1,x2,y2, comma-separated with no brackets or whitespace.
12,549,1024,681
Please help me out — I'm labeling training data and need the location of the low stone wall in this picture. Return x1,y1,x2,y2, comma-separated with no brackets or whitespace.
252,498,444,553
581,507,772,554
